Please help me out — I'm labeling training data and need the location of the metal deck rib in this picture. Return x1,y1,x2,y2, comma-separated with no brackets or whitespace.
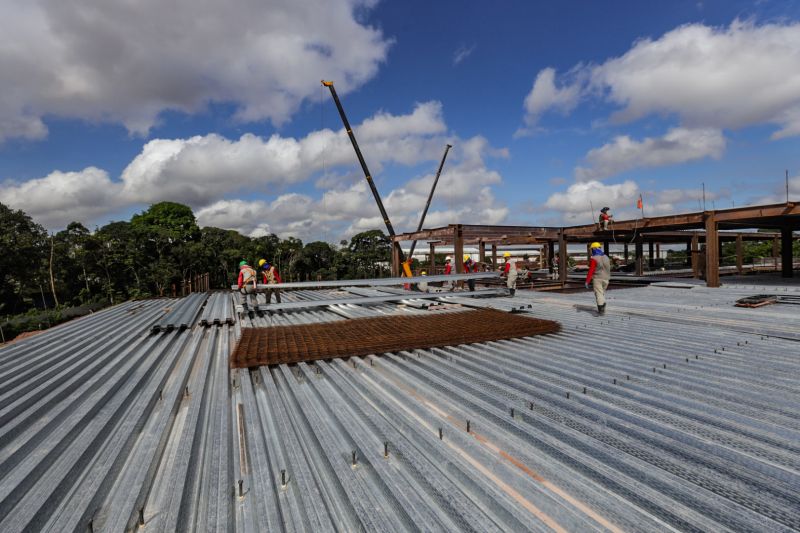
0,283,797,532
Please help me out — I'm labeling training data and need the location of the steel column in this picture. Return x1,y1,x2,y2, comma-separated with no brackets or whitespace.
705,212,720,287
635,239,644,276
735,235,744,274
781,226,794,278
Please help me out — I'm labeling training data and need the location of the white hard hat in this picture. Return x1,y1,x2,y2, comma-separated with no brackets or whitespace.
445,256,452,261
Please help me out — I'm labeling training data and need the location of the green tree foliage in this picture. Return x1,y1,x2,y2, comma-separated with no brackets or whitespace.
0,203,47,314
342,229,391,278
131,202,201,295
1,200,395,339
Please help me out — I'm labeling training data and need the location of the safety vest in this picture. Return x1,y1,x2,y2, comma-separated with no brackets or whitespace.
241,266,257,287
592,255,611,281
264,266,278,284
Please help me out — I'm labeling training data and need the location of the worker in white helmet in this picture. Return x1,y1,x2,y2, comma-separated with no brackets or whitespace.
443,256,454,290
501,251,518,297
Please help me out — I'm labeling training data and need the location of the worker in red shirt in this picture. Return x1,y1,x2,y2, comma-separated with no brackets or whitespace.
237,260,258,307
599,207,613,230
501,252,518,297
585,242,611,314
258,259,282,304
463,254,477,291
443,256,454,290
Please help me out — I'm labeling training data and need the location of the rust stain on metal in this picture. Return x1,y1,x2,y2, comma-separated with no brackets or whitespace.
231,309,560,368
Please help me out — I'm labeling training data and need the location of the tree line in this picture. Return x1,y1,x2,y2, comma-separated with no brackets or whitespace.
1,201,391,332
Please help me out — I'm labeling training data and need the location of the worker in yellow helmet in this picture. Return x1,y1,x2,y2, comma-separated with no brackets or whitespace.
502,251,518,297
463,254,477,291
585,242,610,314
418,270,429,293
258,259,282,304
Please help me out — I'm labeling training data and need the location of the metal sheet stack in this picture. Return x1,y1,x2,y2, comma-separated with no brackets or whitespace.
199,292,234,326
151,292,208,333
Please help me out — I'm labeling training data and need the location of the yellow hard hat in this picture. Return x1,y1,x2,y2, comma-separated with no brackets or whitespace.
258,259,267,267
503,251,511,257
420,271,427,275
463,254,470,261
590,242,602,249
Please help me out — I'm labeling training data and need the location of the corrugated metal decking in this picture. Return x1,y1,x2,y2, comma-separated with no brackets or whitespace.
0,282,798,532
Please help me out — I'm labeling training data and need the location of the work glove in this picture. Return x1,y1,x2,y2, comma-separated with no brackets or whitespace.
584,282,589,289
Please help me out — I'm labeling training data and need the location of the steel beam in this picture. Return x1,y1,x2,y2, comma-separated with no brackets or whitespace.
229,272,500,291
256,289,507,313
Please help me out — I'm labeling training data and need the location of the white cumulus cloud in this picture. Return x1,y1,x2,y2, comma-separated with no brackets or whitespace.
1,102,510,239
522,67,583,126
545,180,639,217
523,20,800,138
0,0,390,142
120,101,448,206
0,167,122,228
574,127,726,181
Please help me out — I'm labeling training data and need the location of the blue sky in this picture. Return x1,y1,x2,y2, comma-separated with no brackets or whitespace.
1,0,799,241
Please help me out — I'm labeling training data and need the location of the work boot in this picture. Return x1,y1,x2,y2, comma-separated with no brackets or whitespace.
598,303,606,315
509,288,516,297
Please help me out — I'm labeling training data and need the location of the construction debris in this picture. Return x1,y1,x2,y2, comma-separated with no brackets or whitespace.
231,309,560,367
735,293,800,307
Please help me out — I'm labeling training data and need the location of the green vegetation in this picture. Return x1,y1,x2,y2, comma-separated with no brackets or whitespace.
0,201,391,341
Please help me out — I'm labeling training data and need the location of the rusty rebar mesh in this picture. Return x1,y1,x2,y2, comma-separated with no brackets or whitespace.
231,309,560,368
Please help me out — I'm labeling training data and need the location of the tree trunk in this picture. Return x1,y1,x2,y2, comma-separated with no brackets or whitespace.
102,257,114,305
49,236,60,307
82,264,90,296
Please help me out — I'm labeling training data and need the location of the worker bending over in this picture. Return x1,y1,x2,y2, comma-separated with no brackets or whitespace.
599,207,613,230
418,271,429,293
258,259,282,304
237,261,258,307
502,252,518,297
585,242,610,315
463,254,477,291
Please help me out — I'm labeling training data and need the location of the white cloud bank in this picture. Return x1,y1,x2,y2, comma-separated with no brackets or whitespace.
527,19,788,222
0,167,122,228
542,179,729,225
524,20,800,138
1,103,510,239
574,127,726,181
0,0,390,142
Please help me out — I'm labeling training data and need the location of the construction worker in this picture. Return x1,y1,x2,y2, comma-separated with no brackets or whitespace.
463,254,477,291
258,259,282,304
502,252,518,297
237,260,258,307
599,207,613,230
418,271,429,293
585,242,611,314
443,256,454,290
